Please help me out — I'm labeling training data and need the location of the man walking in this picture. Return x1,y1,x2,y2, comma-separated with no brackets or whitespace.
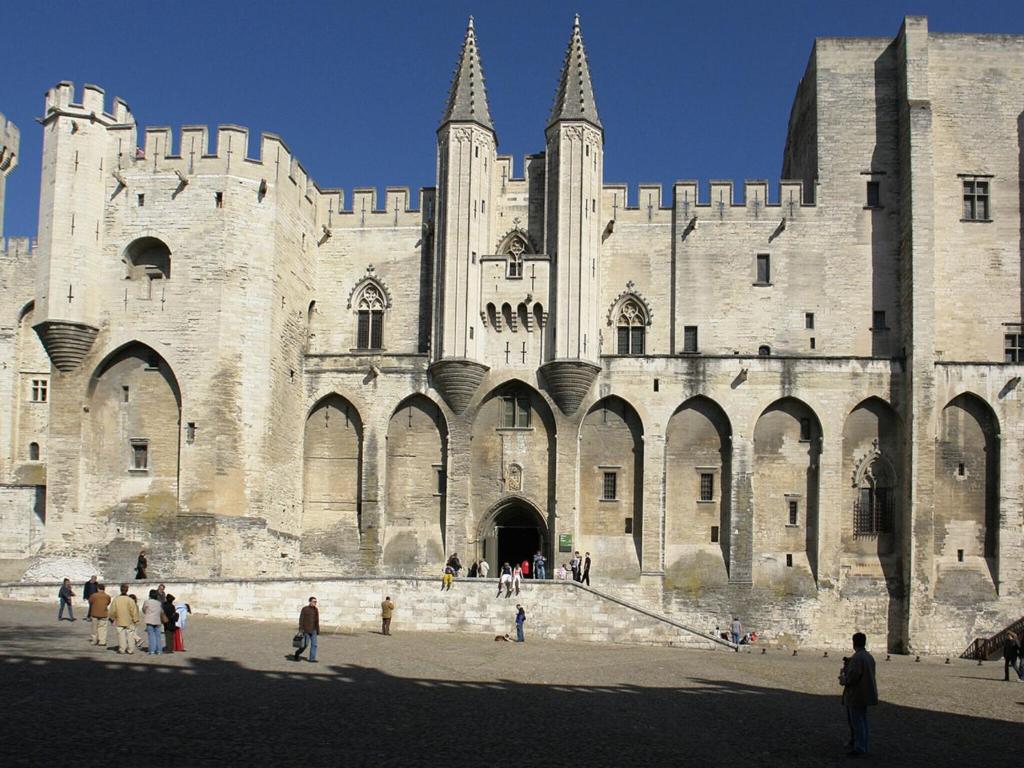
57,578,75,621
293,596,320,662
88,583,112,646
109,584,140,654
581,552,592,586
840,632,879,757
381,596,395,636
1003,631,1021,682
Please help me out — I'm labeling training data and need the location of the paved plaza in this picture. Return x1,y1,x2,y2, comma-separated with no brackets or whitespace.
0,599,1019,767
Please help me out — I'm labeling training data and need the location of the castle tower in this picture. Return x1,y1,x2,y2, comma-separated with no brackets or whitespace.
33,83,135,372
539,15,604,415
429,18,497,414
0,113,19,239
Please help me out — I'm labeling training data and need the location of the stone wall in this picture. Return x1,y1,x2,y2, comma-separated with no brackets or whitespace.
0,577,722,650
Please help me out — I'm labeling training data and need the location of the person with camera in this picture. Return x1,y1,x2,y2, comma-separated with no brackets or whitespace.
839,632,878,757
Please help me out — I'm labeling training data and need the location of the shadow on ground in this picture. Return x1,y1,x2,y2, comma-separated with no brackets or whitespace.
0,623,1018,767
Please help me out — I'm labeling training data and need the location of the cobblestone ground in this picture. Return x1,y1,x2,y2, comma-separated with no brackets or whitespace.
0,600,1020,767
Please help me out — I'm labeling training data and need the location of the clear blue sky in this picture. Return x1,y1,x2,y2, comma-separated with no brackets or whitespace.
2,0,1022,237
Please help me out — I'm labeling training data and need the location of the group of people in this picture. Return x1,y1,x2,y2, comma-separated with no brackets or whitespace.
58,576,191,655
441,550,593,589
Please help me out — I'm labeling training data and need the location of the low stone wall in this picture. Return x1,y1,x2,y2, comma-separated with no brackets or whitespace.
0,576,723,650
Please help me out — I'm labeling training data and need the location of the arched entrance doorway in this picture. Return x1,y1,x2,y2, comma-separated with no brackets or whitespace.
480,498,548,574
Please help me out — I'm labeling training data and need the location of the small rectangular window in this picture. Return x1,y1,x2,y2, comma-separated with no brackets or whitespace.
788,499,799,526
130,439,149,471
435,467,446,496
137,193,145,207
653,378,659,392
215,191,224,208
122,386,130,403
756,253,771,284
786,553,794,567
502,395,530,428
799,417,812,441
866,180,880,208
624,517,633,534
602,472,617,501
810,337,816,350
710,525,720,543
962,178,990,221
805,312,814,330
957,462,965,477
872,310,887,330
699,473,714,502
1004,333,1023,363
30,379,48,403
957,549,964,562
683,325,698,354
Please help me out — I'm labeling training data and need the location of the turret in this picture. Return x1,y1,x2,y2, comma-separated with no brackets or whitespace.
0,113,19,239
33,82,135,372
539,15,604,415
430,18,498,413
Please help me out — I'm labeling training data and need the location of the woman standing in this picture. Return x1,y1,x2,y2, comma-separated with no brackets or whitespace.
162,594,178,654
135,550,147,580
514,604,526,642
512,564,523,596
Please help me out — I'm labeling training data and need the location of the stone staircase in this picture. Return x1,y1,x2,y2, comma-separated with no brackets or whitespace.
961,615,1024,660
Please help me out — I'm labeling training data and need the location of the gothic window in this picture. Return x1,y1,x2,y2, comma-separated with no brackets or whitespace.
356,285,385,350
854,458,894,537
616,299,646,355
507,236,525,279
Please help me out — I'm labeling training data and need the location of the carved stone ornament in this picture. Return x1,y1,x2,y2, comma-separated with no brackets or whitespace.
346,265,393,310
453,127,474,144
851,439,894,487
606,284,653,327
507,463,523,492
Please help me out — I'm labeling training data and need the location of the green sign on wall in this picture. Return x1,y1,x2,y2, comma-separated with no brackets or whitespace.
558,533,573,552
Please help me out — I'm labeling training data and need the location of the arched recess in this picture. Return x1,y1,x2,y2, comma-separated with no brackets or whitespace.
15,301,51,484
470,381,556,573
477,495,548,574
302,394,362,550
122,237,171,299
841,396,904,653
665,396,732,582
82,342,182,518
935,393,999,565
752,397,821,586
579,396,644,577
383,395,449,571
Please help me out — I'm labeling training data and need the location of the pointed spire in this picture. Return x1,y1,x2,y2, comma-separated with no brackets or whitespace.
439,17,495,133
548,14,602,131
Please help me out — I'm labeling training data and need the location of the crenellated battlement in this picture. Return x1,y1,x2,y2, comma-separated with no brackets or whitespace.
43,81,133,125
0,236,36,262
602,179,816,223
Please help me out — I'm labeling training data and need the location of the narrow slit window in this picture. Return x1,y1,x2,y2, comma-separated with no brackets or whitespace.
788,499,799,526
866,180,880,208
799,417,812,441
756,253,771,284
710,526,720,543
683,325,698,354
805,312,814,329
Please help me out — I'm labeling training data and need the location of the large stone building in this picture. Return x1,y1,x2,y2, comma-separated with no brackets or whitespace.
1,16,1022,652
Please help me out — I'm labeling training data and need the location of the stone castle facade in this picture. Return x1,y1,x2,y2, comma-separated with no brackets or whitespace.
1,16,1022,652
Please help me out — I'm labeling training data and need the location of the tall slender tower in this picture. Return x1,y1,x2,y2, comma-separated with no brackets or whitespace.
539,15,604,415
430,18,498,414
0,113,18,239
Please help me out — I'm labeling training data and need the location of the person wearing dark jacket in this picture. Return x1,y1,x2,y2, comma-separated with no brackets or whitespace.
135,551,147,580
83,576,99,617
293,597,320,662
162,595,178,654
840,632,879,757
57,578,75,621
1003,631,1022,681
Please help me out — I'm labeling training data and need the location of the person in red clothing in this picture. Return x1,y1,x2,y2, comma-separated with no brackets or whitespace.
521,559,530,579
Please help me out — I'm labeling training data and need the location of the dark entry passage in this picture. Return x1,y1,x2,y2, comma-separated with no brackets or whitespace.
493,505,545,570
